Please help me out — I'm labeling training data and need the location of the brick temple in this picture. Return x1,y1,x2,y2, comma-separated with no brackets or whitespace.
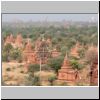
4,34,14,45
90,47,98,86
58,53,78,84
23,38,36,64
14,33,23,48
23,34,60,66
70,42,80,58
4,33,23,48
4,33,98,86
4,33,60,65
51,48,61,58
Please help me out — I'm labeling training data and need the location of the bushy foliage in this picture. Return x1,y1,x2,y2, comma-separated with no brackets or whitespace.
2,43,13,62
2,45,22,62
47,56,64,73
70,59,84,70
6,68,11,71
48,75,57,86
85,48,98,64
28,64,40,72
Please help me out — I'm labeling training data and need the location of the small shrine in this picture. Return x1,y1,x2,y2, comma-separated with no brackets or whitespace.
4,34,14,45
70,42,80,58
23,39,36,64
58,53,77,84
15,33,23,48
51,48,61,58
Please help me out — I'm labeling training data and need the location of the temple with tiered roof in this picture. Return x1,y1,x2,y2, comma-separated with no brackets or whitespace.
4,34,14,45
14,33,23,48
70,42,80,58
58,53,77,84
23,34,60,66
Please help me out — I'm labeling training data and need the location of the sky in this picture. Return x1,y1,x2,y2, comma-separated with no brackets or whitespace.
2,14,98,22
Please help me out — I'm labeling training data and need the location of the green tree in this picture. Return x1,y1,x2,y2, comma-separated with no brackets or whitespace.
28,64,40,73
48,56,63,73
25,73,41,86
70,59,83,70
85,48,98,64
48,75,57,86
2,52,8,62
11,48,22,61
78,48,85,58
33,75,41,86
3,43,13,62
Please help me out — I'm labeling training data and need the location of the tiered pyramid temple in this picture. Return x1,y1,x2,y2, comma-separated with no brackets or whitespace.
70,42,80,58
23,38,36,64
58,53,78,84
4,34,14,45
14,33,23,48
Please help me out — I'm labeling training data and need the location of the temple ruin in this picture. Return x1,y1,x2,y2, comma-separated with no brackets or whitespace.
58,53,78,84
70,42,80,58
14,33,23,48
90,47,98,86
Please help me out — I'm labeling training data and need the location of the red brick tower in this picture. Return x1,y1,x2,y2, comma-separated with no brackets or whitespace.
58,53,76,84
70,42,80,58
4,34,14,45
15,33,23,48
23,39,36,64
51,48,60,58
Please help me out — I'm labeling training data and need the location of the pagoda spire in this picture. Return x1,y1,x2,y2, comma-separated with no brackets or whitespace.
62,51,70,68
70,42,80,58
64,51,68,60
57,52,77,84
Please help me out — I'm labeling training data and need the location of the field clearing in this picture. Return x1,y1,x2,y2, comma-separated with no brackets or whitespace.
2,62,57,86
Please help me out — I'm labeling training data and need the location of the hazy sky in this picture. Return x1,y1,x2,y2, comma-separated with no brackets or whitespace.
2,14,98,22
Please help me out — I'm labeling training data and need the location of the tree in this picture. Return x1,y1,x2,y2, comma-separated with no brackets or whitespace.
3,43,13,62
33,75,41,86
70,59,83,70
11,48,22,61
70,59,84,82
78,48,85,58
47,56,63,73
85,48,98,64
24,73,41,86
2,52,8,62
48,75,57,86
28,64,40,73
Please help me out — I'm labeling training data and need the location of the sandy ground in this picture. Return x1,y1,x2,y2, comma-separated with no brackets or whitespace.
2,62,56,86
2,62,28,85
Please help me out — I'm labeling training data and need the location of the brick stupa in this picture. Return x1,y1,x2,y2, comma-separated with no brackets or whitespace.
58,53,76,84
70,42,80,58
51,48,60,58
4,34,14,45
23,39,36,64
15,33,23,48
